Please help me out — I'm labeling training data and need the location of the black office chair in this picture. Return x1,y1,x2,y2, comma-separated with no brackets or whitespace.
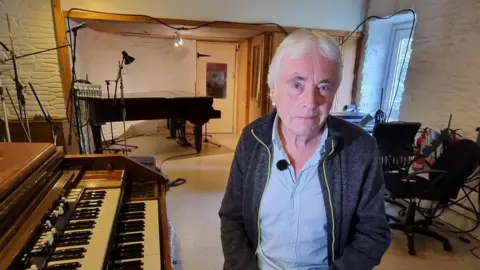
382,136,480,255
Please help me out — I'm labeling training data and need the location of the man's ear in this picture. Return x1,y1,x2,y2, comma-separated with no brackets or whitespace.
269,88,276,105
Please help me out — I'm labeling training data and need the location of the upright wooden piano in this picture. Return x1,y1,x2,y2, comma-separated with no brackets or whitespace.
0,142,172,270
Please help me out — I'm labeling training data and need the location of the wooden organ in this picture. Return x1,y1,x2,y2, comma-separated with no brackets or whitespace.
0,142,172,270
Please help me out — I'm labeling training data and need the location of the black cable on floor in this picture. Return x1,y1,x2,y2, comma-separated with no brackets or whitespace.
159,152,198,170
158,151,200,192
471,245,480,260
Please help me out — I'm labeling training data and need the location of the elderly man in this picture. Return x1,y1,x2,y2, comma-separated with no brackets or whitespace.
219,29,391,270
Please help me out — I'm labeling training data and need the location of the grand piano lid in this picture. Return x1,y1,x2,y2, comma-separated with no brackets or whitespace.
0,142,56,202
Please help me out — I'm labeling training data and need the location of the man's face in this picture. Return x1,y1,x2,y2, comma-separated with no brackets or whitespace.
271,50,340,138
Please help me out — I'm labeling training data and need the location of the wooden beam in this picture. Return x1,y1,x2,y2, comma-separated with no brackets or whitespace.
63,10,362,38
106,31,245,43
52,0,72,110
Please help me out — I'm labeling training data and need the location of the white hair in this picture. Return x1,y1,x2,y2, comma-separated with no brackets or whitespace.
267,29,343,92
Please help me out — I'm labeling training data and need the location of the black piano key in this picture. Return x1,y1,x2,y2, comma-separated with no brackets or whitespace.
69,213,99,220
56,238,90,247
112,260,143,270
118,221,145,228
45,262,82,270
121,207,145,213
118,233,144,243
66,220,96,226
52,247,86,255
119,220,145,225
115,243,144,250
124,202,145,207
60,231,92,239
76,200,103,207
122,205,145,210
80,194,105,200
112,264,143,270
72,208,100,215
114,251,144,260
49,253,85,261
64,221,96,230
58,235,91,242
117,226,144,233
77,199,103,202
81,192,106,196
84,190,106,195
120,213,145,220
121,208,145,213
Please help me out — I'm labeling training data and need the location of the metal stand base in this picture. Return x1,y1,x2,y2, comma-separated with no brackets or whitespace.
203,122,221,148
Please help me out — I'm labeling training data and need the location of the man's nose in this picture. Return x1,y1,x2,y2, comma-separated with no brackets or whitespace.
303,87,324,107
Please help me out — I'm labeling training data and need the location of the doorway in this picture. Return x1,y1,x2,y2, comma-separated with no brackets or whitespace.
197,42,237,133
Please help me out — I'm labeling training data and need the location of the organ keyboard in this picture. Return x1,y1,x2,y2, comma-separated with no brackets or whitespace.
0,143,172,270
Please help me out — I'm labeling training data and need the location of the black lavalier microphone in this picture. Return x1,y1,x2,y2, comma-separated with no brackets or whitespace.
276,159,290,171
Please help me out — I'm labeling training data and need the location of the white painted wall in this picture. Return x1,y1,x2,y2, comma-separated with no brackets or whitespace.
61,0,368,31
75,28,197,139
365,0,480,240
0,0,65,119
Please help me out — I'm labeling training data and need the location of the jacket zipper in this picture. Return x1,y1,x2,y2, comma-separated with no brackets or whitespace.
250,129,272,256
322,140,336,263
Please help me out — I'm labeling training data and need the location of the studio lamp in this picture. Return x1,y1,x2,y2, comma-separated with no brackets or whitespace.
122,50,135,65
174,32,183,47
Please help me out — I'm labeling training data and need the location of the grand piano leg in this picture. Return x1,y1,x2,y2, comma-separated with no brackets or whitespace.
91,125,103,154
194,124,203,153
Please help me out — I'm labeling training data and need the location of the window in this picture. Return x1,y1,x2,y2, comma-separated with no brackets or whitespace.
382,22,414,121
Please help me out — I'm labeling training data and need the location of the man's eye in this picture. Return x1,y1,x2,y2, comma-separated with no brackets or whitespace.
292,82,303,89
319,84,332,92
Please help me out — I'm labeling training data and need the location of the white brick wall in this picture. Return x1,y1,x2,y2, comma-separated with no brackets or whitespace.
0,0,65,119
365,0,480,139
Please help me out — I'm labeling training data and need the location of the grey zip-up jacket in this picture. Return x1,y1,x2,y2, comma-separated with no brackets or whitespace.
219,110,391,270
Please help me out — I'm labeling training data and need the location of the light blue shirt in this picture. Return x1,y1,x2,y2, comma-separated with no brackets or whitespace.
257,115,329,270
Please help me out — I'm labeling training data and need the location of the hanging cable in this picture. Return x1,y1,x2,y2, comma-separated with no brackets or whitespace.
65,8,288,35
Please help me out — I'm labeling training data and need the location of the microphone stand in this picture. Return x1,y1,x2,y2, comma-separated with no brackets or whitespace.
29,82,59,145
0,44,70,64
0,87,11,142
101,79,137,152
115,57,138,155
66,25,86,154
4,87,30,142
5,14,31,142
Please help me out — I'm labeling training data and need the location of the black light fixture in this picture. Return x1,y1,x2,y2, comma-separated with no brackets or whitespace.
121,50,135,65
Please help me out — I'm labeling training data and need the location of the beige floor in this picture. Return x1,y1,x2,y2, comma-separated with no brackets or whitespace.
123,132,480,270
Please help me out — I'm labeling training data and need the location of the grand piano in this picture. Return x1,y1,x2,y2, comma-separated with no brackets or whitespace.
79,91,221,154
0,142,172,269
